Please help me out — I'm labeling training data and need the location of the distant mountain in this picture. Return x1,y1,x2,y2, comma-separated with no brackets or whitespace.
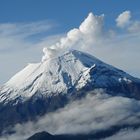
27,124,140,140
0,50,140,133
26,131,97,140
27,131,54,140
27,130,121,140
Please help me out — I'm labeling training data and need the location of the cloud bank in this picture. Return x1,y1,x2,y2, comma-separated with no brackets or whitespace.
0,20,55,84
1,90,140,140
116,10,140,33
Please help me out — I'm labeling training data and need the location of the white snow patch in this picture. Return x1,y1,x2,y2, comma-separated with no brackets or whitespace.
118,77,132,83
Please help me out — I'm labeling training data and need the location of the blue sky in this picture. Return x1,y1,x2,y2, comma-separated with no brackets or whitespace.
0,0,140,84
0,0,140,31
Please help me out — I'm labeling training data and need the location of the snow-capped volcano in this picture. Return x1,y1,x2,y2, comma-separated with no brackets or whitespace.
1,50,97,103
0,50,140,105
0,49,140,134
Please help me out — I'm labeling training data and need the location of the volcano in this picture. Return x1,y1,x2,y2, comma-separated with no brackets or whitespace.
0,50,140,133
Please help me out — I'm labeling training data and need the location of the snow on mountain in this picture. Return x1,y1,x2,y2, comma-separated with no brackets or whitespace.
0,50,139,104
0,50,97,103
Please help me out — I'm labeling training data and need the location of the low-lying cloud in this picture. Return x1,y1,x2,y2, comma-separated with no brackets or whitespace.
103,128,140,140
1,90,140,140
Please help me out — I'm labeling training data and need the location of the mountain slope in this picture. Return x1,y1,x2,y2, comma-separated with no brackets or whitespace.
1,50,140,104
0,50,140,133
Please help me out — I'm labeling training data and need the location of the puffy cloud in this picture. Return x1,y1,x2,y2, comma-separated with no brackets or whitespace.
79,12,104,36
116,11,131,28
116,10,140,34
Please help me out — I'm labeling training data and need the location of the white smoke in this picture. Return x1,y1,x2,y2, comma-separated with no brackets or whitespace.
41,12,104,61
42,47,59,61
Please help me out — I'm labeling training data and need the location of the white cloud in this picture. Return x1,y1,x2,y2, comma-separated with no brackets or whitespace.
79,12,104,36
104,128,140,140
0,20,56,84
128,21,140,33
1,90,140,140
0,20,53,52
0,21,52,37
116,11,131,28
116,10,140,34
